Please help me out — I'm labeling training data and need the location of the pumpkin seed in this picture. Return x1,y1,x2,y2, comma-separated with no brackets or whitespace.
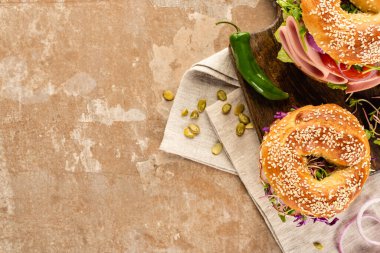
188,123,200,135
236,123,245,136
222,103,232,114
234,103,245,116
239,113,251,125
184,127,195,138
197,99,206,113
313,242,323,250
181,108,188,117
216,90,227,101
212,143,223,155
245,122,254,129
190,110,199,119
163,90,175,101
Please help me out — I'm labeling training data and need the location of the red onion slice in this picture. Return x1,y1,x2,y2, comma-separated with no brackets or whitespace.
306,33,324,53
337,216,355,253
356,198,380,246
338,198,380,253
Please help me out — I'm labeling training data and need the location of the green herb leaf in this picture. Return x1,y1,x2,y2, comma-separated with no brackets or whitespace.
278,214,286,222
327,82,347,90
369,110,377,121
315,168,329,181
299,25,308,50
299,26,307,38
352,65,364,72
346,98,380,145
274,22,286,43
315,170,322,180
348,98,361,108
365,129,375,139
277,47,294,63
364,65,380,74
291,8,302,21
341,1,360,13
276,0,302,21
286,209,296,215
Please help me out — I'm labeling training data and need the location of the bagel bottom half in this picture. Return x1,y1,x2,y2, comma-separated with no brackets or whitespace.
260,104,371,218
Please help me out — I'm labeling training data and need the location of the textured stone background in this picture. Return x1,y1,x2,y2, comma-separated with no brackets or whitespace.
0,0,281,252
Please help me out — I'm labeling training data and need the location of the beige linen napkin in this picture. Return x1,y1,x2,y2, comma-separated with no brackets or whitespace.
160,49,380,253
160,48,239,174
207,89,380,253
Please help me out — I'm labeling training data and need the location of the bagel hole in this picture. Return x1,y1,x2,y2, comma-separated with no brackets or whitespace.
307,156,337,181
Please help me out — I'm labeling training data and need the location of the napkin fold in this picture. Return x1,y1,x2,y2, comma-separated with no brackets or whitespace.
160,49,380,253
160,48,239,174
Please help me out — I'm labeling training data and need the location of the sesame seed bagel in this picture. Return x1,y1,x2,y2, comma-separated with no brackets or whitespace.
350,0,380,13
260,104,371,218
301,0,380,65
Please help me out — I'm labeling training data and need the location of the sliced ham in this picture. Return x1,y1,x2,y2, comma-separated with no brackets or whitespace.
347,75,380,93
279,27,325,79
279,16,347,84
279,16,380,92
279,16,380,93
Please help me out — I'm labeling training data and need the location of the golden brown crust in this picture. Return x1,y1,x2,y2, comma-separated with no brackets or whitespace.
301,0,380,65
350,0,380,13
260,104,371,218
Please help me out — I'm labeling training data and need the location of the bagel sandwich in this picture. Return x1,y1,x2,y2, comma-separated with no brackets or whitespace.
275,0,380,93
260,104,371,226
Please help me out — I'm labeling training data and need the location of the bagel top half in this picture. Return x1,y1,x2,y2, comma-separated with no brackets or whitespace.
301,0,380,65
350,0,380,13
260,104,371,218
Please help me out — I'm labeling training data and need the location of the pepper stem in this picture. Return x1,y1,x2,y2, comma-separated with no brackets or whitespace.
215,21,241,32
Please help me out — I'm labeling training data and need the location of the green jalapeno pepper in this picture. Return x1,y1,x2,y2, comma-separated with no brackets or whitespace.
217,21,289,100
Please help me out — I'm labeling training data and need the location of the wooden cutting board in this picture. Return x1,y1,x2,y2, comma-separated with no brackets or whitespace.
231,6,380,175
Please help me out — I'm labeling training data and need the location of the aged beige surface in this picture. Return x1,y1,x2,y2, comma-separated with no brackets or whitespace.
0,0,281,252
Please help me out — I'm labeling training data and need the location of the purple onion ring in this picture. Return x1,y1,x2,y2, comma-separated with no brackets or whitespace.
306,33,324,53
